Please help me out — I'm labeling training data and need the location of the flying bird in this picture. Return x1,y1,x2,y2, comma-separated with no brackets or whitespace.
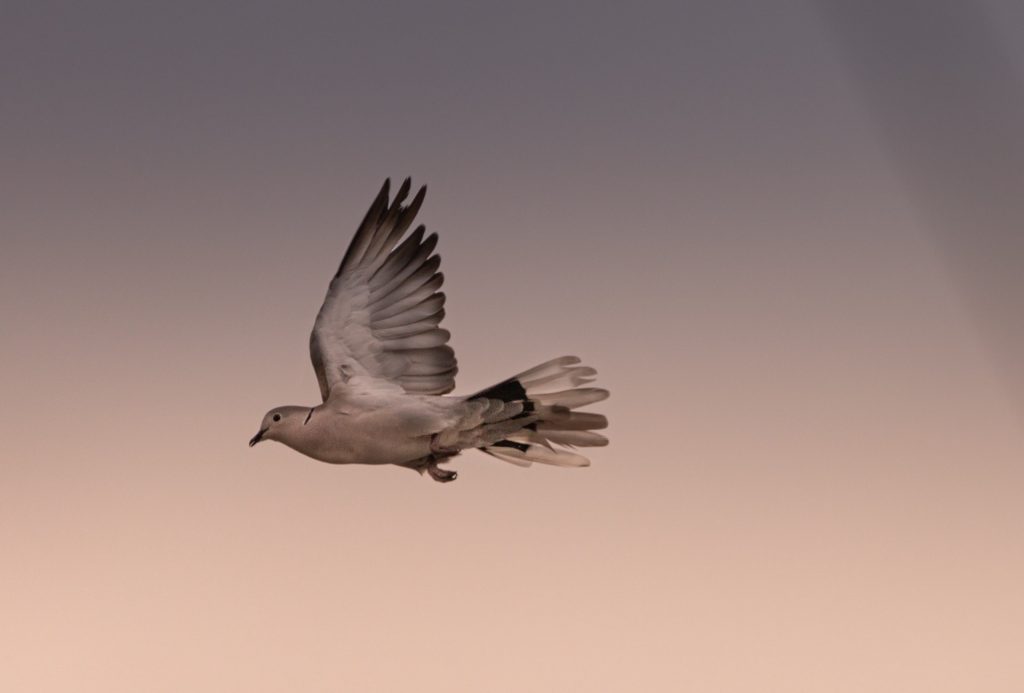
249,179,609,482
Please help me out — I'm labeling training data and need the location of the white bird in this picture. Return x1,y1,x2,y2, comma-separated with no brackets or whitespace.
249,179,609,482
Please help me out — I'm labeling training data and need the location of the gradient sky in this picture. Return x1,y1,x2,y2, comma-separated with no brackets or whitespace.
2,2,1023,691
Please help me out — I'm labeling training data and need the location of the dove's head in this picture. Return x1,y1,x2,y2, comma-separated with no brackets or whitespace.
249,406,311,447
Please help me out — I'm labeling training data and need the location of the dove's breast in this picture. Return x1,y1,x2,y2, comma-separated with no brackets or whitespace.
284,408,433,466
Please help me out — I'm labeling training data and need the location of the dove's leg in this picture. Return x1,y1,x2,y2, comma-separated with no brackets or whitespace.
426,435,459,482
429,433,460,456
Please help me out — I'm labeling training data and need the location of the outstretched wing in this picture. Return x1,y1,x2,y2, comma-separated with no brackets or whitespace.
309,178,457,401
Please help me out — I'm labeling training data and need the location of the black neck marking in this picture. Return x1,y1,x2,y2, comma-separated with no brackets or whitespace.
303,408,314,425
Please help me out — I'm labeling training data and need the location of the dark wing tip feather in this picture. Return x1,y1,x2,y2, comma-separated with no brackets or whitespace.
338,179,393,275
395,177,411,204
373,179,391,218
407,186,427,221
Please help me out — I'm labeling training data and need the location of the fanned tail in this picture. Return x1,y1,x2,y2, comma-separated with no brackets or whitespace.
470,356,609,468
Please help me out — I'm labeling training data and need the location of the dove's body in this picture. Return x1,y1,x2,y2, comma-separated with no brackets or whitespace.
249,179,609,481
273,403,434,466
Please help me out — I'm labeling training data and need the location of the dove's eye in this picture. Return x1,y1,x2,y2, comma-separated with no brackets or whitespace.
272,413,282,422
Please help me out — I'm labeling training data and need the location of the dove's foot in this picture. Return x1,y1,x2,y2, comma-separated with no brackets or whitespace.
426,460,457,483
407,451,459,482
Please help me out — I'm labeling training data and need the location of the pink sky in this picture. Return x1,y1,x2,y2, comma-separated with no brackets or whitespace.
2,2,1022,690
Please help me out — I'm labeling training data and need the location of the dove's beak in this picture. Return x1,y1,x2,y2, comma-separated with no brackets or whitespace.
249,428,268,447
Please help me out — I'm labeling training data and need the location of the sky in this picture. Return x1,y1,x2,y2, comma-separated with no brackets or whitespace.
2,2,1023,691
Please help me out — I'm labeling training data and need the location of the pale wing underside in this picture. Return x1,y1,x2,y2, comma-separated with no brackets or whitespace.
310,179,457,401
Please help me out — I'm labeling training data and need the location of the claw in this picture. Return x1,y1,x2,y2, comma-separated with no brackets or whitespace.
426,462,457,483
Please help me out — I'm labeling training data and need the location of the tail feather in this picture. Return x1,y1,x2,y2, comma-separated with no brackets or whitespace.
485,444,591,468
534,430,609,447
521,367,597,391
471,355,609,468
536,411,608,431
530,387,608,409
512,356,582,383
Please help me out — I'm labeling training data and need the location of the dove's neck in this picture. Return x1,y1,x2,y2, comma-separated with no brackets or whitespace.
273,404,357,464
